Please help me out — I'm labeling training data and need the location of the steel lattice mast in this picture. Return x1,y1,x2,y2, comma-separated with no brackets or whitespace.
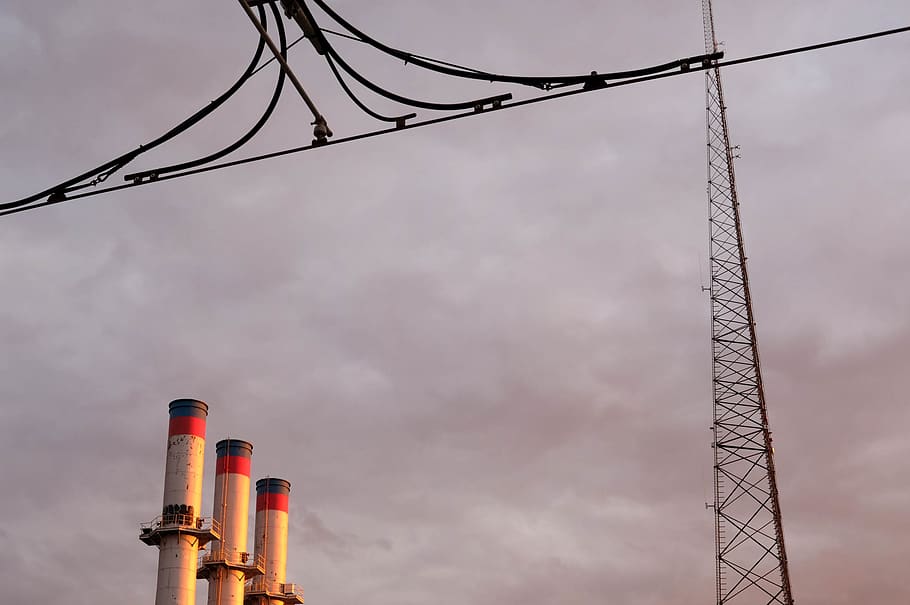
702,2,794,604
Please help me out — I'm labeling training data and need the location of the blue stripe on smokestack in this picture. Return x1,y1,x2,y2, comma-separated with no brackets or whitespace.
256,478,291,495
216,439,253,459
168,398,208,418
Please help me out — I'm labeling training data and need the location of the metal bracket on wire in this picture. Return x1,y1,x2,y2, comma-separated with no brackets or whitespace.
237,0,333,144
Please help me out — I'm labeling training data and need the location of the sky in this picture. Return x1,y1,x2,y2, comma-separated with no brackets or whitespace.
1,1,909,604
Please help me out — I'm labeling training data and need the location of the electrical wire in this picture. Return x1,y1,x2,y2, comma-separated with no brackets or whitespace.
250,33,306,77
307,0,717,89
297,0,512,111
3,22,909,218
324,53,416,123
124,1,288,182
716,23,910,67
307,0,552,88
0,4,270,212
320,27,488,75
324,37,509,111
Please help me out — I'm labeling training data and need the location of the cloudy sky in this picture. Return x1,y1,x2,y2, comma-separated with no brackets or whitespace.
1,1,909,603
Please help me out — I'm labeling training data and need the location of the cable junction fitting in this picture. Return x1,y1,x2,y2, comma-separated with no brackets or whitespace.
237,0,332,144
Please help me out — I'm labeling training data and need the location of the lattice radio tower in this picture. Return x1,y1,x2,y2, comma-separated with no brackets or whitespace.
702,2,794,603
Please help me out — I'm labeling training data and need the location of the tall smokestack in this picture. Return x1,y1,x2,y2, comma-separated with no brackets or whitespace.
202,439,259,605
246,478,303,605
140,399,220,605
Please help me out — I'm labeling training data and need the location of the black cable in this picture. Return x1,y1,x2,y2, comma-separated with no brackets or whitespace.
124,1,288,181
719,23,910,67
297,0,510,111
4,22,909,218
308,0,549,87
308,0,713,88
320,27,487,75
0,4,270,212
325,37,508,111
3,65,697,217
324,53,416,123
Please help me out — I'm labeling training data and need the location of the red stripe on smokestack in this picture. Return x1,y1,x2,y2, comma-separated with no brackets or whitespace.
168,415,206,438
256,492,289,512
216,455,251,476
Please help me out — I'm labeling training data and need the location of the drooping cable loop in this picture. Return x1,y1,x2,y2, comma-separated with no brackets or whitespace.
297,0,511,111
3,18,908,217
319,27,488,75
0,4,270,211
306,0,714,89
125,1,288,181
324,53,416,124
296,0,510,112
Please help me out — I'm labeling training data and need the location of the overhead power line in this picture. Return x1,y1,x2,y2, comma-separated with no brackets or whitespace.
124,0,289,182
323,53,416,124
2,22,909,218
306,0,713,89
320,27,489,75
294,0,516,112
0,3,271,213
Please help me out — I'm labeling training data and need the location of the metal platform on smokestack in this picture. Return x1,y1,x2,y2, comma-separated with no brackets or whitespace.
243,578,305,604
197,548,265,579
139,514,222,548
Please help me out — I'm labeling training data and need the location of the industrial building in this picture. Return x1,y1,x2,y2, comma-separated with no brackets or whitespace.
140,399,304,605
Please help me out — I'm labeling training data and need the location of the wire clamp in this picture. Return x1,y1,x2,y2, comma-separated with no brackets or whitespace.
582,71,607,91
312,116,333,145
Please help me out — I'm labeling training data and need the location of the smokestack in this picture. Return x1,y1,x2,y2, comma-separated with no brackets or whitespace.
140,399,220,605
202,439,259,605
246,478,303,605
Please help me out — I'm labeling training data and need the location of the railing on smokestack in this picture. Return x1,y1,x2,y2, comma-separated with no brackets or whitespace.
245,577,305,601
140,515,222,534
139,514,221,548
199,546,265,570
282,583,305,601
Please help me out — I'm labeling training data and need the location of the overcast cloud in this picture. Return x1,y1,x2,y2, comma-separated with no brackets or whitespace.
1,1,909,604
